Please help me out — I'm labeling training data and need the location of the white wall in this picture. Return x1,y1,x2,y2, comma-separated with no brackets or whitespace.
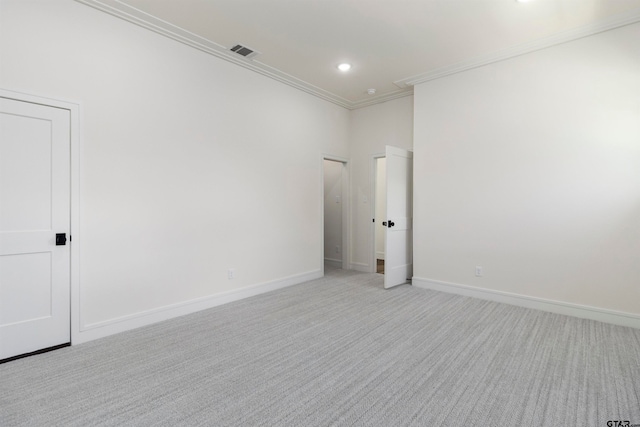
323,160,343,264
413,23,640,318
349,96,414,271
0,0,350,340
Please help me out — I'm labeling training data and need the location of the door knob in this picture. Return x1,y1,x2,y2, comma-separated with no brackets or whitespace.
388,221,395,228
56,233,67,246
382,221,387,226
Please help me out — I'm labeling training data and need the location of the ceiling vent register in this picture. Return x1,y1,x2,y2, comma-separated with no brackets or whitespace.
229,44,260,59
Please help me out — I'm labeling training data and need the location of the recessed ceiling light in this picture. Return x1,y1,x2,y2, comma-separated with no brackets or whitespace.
337,63,351,72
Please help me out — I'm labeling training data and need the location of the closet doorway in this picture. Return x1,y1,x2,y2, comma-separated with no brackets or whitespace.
322,157,349,271
374,157,386,274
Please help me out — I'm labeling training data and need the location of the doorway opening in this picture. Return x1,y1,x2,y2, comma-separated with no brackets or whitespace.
322,157,349,272
374,157,386,274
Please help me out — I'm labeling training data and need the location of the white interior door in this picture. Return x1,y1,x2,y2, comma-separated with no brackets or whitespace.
0,97,71,360
384,146,413,289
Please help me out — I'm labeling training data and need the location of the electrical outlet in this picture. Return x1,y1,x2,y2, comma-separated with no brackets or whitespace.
228,269,235,279
475,266,483,277
335,245,340,254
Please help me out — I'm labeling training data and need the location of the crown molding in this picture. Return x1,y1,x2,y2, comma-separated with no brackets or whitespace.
395,8,640,88
75,0,414,110
74,0,363,108
350,88,414,109
75,1,636,109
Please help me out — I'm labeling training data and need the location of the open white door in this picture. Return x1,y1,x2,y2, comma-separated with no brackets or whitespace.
384,146,413,289
0,97,71,360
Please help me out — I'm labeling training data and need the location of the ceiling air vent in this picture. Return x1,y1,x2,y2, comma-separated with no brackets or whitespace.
229,44,260,60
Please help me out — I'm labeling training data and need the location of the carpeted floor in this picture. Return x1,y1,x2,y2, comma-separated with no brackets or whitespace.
1,267,639,426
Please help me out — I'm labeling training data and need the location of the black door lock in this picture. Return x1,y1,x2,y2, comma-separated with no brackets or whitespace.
56,233,67,246
387,221,395,228
382,221,387,226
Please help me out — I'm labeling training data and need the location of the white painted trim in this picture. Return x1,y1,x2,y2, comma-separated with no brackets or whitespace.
74,1,639,108
375,252,385,260
74,0,413,110
324,258,343,269
75,269,322,344
395,8,640,87
350,90,414,110
0,88,83,346
322,155,350,164
412,277,640,330
350,262,370,273
75,1,638,108
73,0,351,108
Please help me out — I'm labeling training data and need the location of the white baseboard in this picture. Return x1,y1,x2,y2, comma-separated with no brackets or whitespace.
412,277,640,329
74,269,323,344
324,258,342,269
350,262,370,273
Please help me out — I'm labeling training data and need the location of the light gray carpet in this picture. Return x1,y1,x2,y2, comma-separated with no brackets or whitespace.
1,267,639,426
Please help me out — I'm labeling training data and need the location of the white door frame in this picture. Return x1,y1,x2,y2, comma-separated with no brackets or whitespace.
321,155,350,274
370,153,385,273
1,89,81,346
